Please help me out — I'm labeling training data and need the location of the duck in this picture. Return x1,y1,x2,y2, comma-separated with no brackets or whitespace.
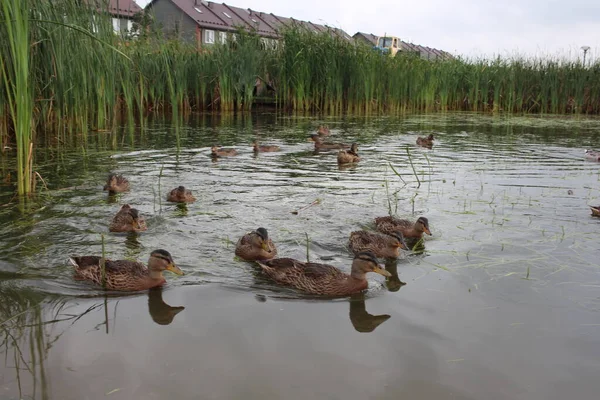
309,134,349,151
337,143,361,164
235,227,278,261
316,125,330,136
167,186,196,203
375,216,432,240
109,204,147,232
69,249,183,291
103,173,130,194
211,145,238,157
348,231,407,259
416,134,434,148
585,150,600,161
255,251,391,296
253,140,281,153
591,206,600,217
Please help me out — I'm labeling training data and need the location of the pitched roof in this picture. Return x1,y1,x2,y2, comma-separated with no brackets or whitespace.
147,1,351,40
353,32,453,59
87,0,143,18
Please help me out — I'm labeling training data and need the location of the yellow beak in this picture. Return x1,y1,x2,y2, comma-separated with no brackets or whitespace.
373,266,392,277
261,242,270,252
166,263,184,276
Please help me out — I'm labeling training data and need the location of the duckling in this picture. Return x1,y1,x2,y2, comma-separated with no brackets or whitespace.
109,204,147,233
591,206,600,217
309,134,349,151
103,173,130,194
167,186,196,203
235,227,278,261
375,216,431,240
316,125,330,136
416,134,434,148
585,150,600,161
337,143,361,164
211,145,238,157
256,251,391,296
253,140,281,153
70,249,183,291
348,231,407,259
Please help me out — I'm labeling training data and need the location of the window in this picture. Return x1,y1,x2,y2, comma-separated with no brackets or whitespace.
194,7,202,13
127,20,133,32
251,18,257,23
204,29,215,44
223,12,232,19
218,31,227,44
112,17,120,33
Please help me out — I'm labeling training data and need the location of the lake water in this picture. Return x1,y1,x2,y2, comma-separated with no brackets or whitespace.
0,113,599,399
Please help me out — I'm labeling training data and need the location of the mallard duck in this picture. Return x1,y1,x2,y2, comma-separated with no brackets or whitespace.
109,204,147,232
375,216,432,239
235,227,278,261
316,125,330,136
253,140,280,153
255,251,391,296
167,186,196,203
337,143,360,164
309,134,349,151
416,134,434,148
211,145,238,157
585,150,600,161
103,173,130,194
348,231,407,259
69,249,183,291
591,206,600,217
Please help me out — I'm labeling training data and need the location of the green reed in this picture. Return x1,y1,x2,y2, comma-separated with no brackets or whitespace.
1,1,600,196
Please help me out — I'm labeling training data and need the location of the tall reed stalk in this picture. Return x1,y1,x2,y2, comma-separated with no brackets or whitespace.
1,0,33,195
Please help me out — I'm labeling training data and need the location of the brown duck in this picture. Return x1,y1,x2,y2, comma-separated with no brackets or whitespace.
235,227,278,261
255,251,391,296
109,204,147,232
309,134,349,151
70,249,183,291
416,134,434,148
591,206,600,217
253,140,281,153
337,143,361,164
211,145,238,157
375,216,431,240
103,173,130,194
348,231,407,259
316,125,331,136
167,186,196,203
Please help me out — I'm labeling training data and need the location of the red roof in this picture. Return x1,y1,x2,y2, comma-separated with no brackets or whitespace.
148,1,351,39
87,0,143,18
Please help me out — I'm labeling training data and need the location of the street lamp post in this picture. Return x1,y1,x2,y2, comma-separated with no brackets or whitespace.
581,45,590,66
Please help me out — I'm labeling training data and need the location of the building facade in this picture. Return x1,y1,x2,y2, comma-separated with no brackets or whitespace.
146,0,351,48
353,32,453,60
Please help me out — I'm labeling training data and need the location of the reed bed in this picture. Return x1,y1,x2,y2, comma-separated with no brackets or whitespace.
1,0,600,193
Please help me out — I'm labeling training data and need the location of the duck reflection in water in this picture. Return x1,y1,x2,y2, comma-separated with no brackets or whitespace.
349,292,390,333
148,287,185,325
384,259,407,292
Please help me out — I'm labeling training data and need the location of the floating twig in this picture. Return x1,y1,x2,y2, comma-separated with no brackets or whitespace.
291,199,321,215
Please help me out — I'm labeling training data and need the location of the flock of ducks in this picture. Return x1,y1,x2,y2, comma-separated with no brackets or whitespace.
70,125,434,296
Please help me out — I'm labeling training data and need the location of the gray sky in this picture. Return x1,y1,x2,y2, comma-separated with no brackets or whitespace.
135,0,599,60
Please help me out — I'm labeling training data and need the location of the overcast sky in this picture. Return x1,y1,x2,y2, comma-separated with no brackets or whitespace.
135,0,599,60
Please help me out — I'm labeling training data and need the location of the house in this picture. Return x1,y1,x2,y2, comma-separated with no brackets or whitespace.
145,0,352,48
353,32,453,60
86,0,143,34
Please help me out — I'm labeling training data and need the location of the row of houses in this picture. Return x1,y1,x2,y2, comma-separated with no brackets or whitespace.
98,0,452,59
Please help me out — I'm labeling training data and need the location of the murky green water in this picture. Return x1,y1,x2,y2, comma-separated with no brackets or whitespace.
1,113,600,399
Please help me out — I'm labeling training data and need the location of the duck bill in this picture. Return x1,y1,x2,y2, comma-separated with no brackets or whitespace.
373,266,392,277
424,227,432,235
261,242,270,252
166,263,184,276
